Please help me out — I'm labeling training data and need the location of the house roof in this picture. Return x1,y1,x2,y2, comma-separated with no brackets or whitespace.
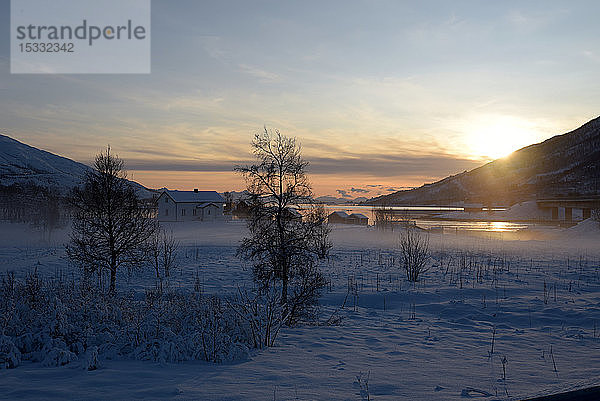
161,190,225,203
349,213,368,219
329,211,349,218
285,208,302,217
196,202,221,208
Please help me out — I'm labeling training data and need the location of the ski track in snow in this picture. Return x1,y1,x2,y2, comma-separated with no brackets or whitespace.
1,221,600,400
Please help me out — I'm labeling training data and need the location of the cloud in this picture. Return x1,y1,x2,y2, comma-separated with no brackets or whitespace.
307,153,482,177
119,148,485,191
336,189,352,198
122,151,483,180
583,50,600,64
238,64,281,82
505,8,568,33
197,35,228,62
126,159,245,172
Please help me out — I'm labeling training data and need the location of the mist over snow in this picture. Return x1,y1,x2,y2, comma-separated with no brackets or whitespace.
1,219,600,400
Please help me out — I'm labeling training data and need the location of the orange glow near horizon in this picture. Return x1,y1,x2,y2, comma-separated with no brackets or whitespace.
129,170,432,198
129,170,243,193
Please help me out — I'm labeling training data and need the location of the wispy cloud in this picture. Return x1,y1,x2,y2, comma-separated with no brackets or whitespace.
336,189,352,198
123,151,481,180
238,64,281,82
582,50,600,64
197,35,228,62
308,153,481,177
505,7,569,34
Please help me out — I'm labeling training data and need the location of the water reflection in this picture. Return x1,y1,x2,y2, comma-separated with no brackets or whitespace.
415,220,527,232
490,221,512,232
322,205,545,233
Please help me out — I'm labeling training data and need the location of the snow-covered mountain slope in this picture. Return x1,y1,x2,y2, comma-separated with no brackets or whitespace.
0,134,91,189
0,134,154,197
370,116,600,206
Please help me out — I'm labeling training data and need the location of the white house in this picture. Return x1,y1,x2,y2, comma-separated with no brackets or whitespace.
157,189,226,222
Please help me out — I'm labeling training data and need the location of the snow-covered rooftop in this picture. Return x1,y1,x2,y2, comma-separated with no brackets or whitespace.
195,202,222,208
329,211,350,218
162,190,225,203
349,213,368,219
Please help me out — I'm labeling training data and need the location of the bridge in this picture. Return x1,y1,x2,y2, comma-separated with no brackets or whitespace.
536,197,600,221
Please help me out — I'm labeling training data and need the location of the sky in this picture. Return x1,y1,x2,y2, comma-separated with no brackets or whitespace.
2,0,600,198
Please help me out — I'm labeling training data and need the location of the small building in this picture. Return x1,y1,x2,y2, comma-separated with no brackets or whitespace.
157,189,225,222
328,211,369,225
348,213,369,225
328,211,350,224
232,199,251,217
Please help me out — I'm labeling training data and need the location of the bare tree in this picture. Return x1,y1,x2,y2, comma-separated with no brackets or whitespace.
592,201,600,226
149,227,180,281
0,184,65,233
399,227,430,282
223,191,234,214
235,128,331,321
374,202,395,231
67,147,157,294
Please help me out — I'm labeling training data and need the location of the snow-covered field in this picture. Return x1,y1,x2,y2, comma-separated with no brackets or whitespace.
1,220,600,400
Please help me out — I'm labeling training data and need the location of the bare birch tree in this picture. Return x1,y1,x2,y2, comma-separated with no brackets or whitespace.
149,228,180,280
67,147,157,294
235,128,331,322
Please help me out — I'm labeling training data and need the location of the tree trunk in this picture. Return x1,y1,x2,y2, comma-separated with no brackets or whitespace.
109,267,116,294
277,203,288,305
281,270,288,305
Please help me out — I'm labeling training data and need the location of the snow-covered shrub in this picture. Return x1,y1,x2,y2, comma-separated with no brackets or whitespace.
42,346,77,367
133,340,186,363
0,335,21,369
83,345,99,370
23,268,44,309
193,295,251,362
228,286,288,349
0,271,16,332
0,271,256,368
399,227,430,282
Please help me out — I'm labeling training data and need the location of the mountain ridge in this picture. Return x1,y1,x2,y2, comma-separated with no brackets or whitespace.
0,134,153,197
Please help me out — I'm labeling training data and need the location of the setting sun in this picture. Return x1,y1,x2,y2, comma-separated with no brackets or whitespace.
465,115,542,160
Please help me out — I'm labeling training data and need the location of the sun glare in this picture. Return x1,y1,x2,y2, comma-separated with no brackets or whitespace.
465,116,541,160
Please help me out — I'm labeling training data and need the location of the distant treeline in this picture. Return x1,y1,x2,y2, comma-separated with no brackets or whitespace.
0,183,67,229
